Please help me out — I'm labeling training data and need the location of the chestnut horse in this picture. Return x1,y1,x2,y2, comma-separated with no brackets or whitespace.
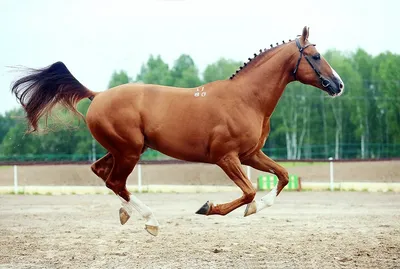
11,26,344,236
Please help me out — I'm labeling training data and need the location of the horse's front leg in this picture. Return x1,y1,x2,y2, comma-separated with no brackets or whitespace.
196,154,256,216
242,150,289,217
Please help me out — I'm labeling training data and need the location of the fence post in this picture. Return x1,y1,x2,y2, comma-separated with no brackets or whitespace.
14,165,18,194
138,164,142,193
329,157,334,191
92,139,96,162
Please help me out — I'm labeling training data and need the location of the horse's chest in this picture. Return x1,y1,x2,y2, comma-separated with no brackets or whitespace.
260,118,271,141
251,118,271,151
237,118,270,159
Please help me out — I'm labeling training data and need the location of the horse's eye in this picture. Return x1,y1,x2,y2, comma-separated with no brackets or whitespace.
313,54,321,60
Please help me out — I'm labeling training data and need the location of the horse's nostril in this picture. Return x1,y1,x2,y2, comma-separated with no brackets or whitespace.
339,83,344,90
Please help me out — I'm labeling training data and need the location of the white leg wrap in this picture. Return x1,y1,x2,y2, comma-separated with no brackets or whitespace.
256,186,277,213
119,195,159,227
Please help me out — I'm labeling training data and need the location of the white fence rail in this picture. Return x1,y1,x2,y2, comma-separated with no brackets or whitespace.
2,160,400,194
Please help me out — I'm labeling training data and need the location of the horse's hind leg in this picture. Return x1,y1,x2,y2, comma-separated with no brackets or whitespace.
91,152,113,182
110,154,159,236
94,133,158,235
89,150,158,235
91,146,148,183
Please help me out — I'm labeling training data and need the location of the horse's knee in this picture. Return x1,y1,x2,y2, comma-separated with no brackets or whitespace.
243,188,256,204
279,169,289,186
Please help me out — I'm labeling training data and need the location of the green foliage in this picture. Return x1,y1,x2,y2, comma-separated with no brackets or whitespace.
373,52,400,143
1,49,400,161
108,70,131,88
135,55,173,86
170,54,201,87
203,58,242,83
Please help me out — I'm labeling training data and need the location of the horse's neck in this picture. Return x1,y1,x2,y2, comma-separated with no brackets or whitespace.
234,45,295,118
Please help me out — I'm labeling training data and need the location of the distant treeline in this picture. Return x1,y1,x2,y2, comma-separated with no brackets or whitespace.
1,48,399,161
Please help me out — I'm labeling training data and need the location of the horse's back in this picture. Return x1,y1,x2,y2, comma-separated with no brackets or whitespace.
85,82,209,137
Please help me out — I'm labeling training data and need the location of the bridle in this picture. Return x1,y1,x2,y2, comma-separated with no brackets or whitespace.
292,38,331,88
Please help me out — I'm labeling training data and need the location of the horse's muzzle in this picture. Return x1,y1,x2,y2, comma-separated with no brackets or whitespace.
326,76,344,97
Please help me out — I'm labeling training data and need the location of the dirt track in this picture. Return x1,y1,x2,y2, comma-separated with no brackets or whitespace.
0,160,399,186
0,192,399,268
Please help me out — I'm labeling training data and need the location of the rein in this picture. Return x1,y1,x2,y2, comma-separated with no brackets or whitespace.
292,38,331,88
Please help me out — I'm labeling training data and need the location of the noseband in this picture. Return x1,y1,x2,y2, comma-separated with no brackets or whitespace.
292,38,331,88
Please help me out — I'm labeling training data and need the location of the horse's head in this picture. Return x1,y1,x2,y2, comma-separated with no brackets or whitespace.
292,26,344,97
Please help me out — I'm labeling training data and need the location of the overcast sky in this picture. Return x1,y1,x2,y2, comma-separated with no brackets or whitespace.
0,0,398,115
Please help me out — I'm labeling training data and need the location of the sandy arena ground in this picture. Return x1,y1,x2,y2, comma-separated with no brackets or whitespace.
0,192,399,269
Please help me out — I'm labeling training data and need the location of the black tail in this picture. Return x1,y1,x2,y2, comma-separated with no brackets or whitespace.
11,61,95,132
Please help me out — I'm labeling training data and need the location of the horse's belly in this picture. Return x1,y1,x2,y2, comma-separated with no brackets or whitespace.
144,128,211,163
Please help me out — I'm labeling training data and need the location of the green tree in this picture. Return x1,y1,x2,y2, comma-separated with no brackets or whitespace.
2,122,39,156
170,54,201,87
0,108,24,144
108,70,131,88
372,52,400,146
203,58,242,83
135,55,173,86
351,49,376,158
268,81,323,159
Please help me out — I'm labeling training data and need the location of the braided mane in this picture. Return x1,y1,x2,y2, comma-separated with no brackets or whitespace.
229,39,293,79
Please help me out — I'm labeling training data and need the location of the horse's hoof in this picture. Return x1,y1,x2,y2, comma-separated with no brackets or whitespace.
145,224,159,236
119,207,130,225
196,201,212,215
244,201,257,217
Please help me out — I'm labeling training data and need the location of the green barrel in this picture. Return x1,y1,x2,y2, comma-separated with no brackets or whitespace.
258,174,298,190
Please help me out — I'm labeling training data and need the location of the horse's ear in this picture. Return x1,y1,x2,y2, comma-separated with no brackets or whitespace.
301,26,309,42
